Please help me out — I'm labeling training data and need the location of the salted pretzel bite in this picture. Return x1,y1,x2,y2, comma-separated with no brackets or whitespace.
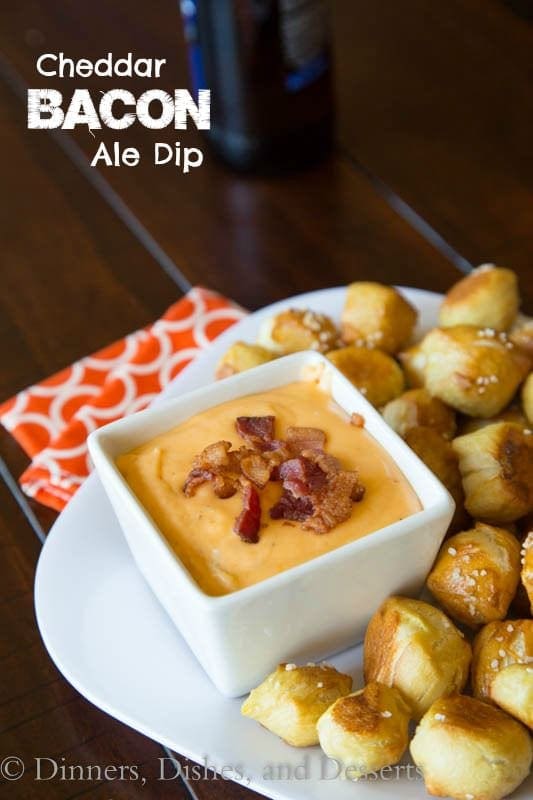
317,682,411,778
420,325,530,418
471,619,533,703
510,313,533,358
427,523,521,628
410,694,532,800
341,282,417,354
404,427,467,531
257,308,339,355
522,372,533,425
382,388,456,440
453,422,533,523
458,404,528,436
398,342,427,388
327,345,404,407
241,663,352,747
363,596,471,720
215,341,275,379
439,264,519,331
490,664,533,729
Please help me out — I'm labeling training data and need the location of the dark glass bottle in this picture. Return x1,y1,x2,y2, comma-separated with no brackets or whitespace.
180,0,334,172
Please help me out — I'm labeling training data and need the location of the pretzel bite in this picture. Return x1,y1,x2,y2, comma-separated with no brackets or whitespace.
471,619,533,700
241,663,352,747
215,341,275,379
410,694,533,800
327,346,404,407
458,404,528,436
510,313,533,358
420,325,530,418
363,596,471,720
521,530,533,615
427,523,521,628
490,664,533,729
317,682,411,778
439,264,520,332
404,427,468,531
398,342,427,388
522,372,533,425
257,309,339,355
382,389,456,440
452,422,533,523
341,282,417,354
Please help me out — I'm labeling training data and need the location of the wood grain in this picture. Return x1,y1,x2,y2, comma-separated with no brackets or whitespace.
0,0,461,313
333,0,533,309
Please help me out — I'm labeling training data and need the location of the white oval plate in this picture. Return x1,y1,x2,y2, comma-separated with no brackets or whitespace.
35,287,532,800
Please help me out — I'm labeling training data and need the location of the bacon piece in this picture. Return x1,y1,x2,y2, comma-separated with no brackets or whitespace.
270,451,365,534
183,468,212,497
279,457,328,496
183,440,241,498
350,412,365,428
195,440,234,470
240,452,272,488
270,492,314,522
184,417,366,540
302,450,341,475
302,470,365,533
235,416,275,447
234,483,261,543
286,426,326,455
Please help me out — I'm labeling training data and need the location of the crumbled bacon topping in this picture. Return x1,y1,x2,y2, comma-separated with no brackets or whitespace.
286,426,326,454
278,456,328,496
271,451,364,534
235,416,275,447
270,493,314,522
183,440,242,499
234,483,261,543
183,414,366,542
240,452,272,488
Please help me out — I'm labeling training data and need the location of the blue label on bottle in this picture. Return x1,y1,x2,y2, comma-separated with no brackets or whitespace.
285,51,328,92
279,0,330,92
179,0,207,93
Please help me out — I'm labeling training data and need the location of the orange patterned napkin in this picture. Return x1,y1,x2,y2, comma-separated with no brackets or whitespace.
0,287,245,511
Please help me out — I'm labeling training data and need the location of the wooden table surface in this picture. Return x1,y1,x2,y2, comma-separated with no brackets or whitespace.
0,1,531,798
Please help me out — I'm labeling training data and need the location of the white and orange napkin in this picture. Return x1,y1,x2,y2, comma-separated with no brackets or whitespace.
0,287,244,511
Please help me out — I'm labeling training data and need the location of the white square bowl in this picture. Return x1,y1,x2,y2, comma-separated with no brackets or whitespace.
88,351,454,697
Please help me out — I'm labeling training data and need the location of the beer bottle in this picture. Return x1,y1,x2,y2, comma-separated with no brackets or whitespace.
180,0,334,171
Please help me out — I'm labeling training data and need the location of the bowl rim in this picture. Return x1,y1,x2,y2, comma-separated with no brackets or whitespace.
88,351,454,609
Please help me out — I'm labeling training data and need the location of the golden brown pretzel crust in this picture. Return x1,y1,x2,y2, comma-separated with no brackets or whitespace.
453,422,533,523
410,694,532,800
471,618,533,700
317,682,410,778
326,345,404,407
341,282,417,354
241,663,352,747
420,325,530,418
427,523,521,627
363,596,471,720
382,388,456,439
439,265,519,331
490,664,533,729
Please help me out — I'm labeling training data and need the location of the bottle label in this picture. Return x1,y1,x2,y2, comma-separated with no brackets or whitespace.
180,0,207,94
279,0,330,92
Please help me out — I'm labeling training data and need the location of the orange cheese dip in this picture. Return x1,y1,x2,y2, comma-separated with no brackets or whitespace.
117,382,421,596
